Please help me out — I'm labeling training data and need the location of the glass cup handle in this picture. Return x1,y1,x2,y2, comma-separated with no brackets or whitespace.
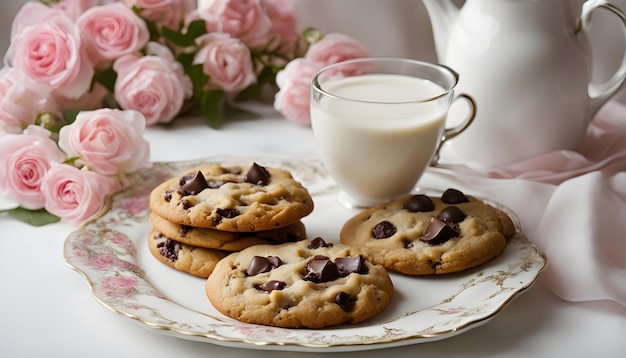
431,93,477,167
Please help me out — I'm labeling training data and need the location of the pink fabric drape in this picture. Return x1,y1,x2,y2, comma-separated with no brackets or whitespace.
433,100,626,306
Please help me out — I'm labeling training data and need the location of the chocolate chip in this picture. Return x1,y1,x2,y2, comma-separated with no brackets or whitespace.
179,225,191,236
437,206,467,224
420,217,458,245
335,291,357,312
335,256,367,275
180,171,209,195
307,237,334,249
254,280,286,292
157,237,181,262
179,173,194,186
372,221,396,239
181,198,193,209
246,255,283,276
163,189,174,202
244,162,271,186
216,208,240,218
246,256,272,276
266,256,283,268
442,188,469,204
303,255,340,283
402,194,435,212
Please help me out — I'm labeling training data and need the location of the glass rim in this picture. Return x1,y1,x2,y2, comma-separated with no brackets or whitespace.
311,57,459,104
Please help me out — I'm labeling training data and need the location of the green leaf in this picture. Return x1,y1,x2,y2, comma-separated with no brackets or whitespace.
93,67,117,94
146,20,161,42
224,103,261,121
161,27,192,47
176,52,196,70
6,207,60,226
187,64,209,96
61,109,81,126
161,19,207,47
235,83,262,101
184,63,226,128
186,19,209,40
198,89,226,128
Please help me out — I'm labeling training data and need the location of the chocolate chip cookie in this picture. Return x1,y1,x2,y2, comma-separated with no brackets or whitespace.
340,189,516,275
149,162,314,232
148,228,229,278
149,213,306,251
206,238,393,328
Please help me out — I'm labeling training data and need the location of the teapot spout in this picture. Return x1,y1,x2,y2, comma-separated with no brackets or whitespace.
422,0,460,61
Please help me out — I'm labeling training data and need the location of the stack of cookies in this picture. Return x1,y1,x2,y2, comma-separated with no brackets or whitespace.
147,162,315,278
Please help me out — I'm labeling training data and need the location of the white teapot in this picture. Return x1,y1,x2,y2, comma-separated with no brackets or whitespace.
423,0,626,167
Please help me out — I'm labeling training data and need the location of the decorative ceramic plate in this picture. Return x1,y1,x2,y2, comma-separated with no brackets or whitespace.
64,158,547,352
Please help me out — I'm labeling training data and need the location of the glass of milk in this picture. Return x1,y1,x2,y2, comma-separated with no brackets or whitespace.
310,58,475,208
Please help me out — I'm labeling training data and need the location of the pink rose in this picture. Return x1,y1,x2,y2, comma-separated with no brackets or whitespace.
120,0,196,30
0,126,67,210
273,59,318,125
305,33,369,68
42,163,122,225
264,0,299,54
0,67,54,131
6,3,94,99
113,42,192,125
194,33,256,92
58,108,151,176
198,0,273,48
77,3,150,66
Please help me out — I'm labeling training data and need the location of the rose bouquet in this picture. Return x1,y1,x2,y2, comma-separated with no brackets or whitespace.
0,0,368,226
0,108,150,225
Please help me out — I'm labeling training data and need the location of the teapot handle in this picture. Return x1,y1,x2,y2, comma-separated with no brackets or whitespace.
579,0,626,116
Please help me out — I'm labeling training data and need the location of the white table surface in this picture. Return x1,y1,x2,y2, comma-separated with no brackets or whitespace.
2,106,625,358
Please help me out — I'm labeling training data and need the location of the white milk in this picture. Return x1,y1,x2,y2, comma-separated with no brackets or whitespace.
311,73,448,206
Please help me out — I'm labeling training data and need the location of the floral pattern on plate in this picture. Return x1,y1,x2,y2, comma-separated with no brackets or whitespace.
64,157,547,352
